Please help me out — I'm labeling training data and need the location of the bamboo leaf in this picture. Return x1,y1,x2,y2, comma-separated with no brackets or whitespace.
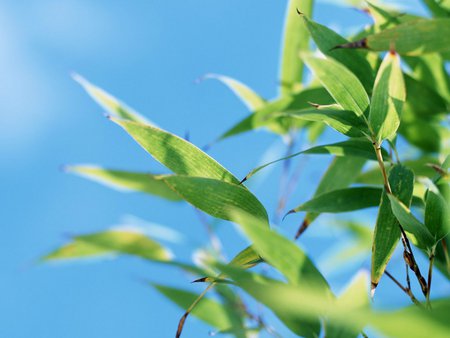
290,187,382,214
229,210,329,290
276,108,368,137
243,139,388,182
343,18,450,55
73,74,152,124
151,284,242,333
302,16,374,93
202,74,265,111
64,165,181,201
425,190,450,241
110,118,240,184
279,0,314,96
371,165,415,290
302,54,370,117
421,0,450,18
43,229,172,262
161,175,269,224
369,51,406,143
388,194,435,250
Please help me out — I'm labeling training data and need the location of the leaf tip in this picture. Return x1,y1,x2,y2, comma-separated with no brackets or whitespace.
295,218,310,239
191,277,208,283
370,281,378,298
282,209,296,222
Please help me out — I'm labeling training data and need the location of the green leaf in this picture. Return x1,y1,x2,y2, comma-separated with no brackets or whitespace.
111,118,240,184
243,139,388,182
73,74,152,124
302,54,370,117
289,187,382,214
43,229,172,262
425,190,450,241
371,165,415,290
229,210,329,290
279,0,314,96
369,51,406,143
399,119,442,153
64,165,181,201
151,284,240,333
202,73,265,111
161,175,269,224
302,16,374,93
275,107,368,137
421,0,450,18
388,194,435,250
351,18,450,55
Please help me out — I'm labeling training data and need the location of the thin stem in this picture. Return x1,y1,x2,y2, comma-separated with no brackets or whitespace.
426,250,435,308
373,142,428,297
361,331,369,338
442,239,450,274
385,270,423,307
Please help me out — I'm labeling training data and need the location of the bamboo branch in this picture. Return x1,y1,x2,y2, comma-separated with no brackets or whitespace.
385,270,423,307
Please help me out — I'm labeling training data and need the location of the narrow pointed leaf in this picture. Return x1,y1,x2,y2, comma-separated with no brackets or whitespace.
421,0,450,17
161,175,269,224
230,210,329,290
302,16,374,93
369,51,406,143
111,118,240,184
202,74,265,111
347,18,450,55
65,165,181,201
73,74,151,124
302,54,370,116
244,139,388,181
425,190,450,241
279,0,314,96
151,284,240,333
371,165,415,289
290,187,382,214
43,230,171,262
276,108,368,137
388,194,435,250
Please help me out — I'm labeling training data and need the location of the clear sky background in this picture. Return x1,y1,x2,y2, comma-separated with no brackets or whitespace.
1,1,447,338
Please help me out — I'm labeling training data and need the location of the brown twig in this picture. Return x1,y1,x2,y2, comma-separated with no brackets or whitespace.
385,270,422,307
426,250,435,308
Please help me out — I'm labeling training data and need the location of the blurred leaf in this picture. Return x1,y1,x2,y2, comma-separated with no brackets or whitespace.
425,190,450,241
44,230,171,262
302,54,370,117
276,107,368,137
290,187,382,214
73,74,152,124
369,51,405,143
202,74,265,111
151,284,245,335
111,118,240,184
65,165,181,201
388,194,435,250
372,165,415,289
399,119,442,153
230,210,329,289
243,139,388,182
161,175,269,224
421,0,450,17
346,18,450,55
302,15,374,93
279,0,314,96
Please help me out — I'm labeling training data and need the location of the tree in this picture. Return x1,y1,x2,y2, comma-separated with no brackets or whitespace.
44,1,450,337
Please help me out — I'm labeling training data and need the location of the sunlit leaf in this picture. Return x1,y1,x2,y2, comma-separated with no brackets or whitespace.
425,190,450,242
43,229,172,262
64,165,181,201
372,165,415,290
279,0,314,96
160,175,269,224
369,51,406,143
202,73,265,111
302,54,370,117
73,74,152,124
111,118,240,184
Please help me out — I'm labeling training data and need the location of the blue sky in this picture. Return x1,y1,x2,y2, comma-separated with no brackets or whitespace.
2,1,446,337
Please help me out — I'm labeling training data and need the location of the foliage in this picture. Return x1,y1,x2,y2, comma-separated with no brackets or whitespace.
46,1,450,337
